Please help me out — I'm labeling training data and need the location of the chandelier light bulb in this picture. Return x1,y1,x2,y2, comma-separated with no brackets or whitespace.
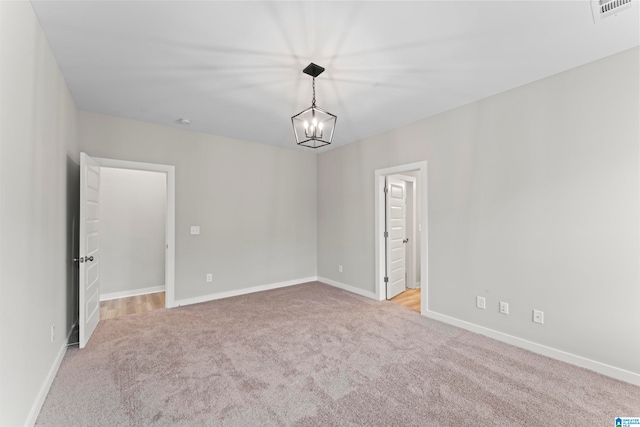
304,121,308,129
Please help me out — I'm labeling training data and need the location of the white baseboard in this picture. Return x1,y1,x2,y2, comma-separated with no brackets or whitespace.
25,327,73,427
424,310,640,387
173,276,318,307
317,277,378,300
100,285,165,302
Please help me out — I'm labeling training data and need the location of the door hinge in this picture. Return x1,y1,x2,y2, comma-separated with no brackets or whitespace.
384,231,388,238
384,276,389,283
384,186,388,193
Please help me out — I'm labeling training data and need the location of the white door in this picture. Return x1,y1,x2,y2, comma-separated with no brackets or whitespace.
79,153,101,348
385,177,407,299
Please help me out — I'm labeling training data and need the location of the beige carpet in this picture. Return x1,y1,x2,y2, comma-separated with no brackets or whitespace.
37,282,639,426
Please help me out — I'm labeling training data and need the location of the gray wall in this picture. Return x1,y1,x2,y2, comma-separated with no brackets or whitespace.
317,48,640,375
99,168,166,297
0,2,79,425
78,112,317,301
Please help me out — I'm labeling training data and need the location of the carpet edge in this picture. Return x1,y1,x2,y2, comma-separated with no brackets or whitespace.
317,276,380,300
173,276,318,307
425,309,640,386
26,326,73,427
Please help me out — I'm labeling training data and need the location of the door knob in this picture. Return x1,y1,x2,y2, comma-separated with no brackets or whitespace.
87,256,94,262
403,238,409,243
74,257,83,263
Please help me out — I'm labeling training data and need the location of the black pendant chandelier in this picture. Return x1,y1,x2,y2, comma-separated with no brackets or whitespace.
291,63,337,149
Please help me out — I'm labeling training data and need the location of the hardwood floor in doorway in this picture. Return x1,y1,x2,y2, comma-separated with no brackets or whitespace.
100,292,165,320
390,288,420,313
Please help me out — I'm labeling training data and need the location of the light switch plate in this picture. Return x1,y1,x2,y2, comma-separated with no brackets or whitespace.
190,226,200,235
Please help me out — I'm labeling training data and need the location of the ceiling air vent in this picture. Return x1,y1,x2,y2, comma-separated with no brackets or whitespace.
591,0,633,23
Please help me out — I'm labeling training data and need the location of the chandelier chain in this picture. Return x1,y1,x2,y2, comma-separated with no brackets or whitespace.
312,77,316,107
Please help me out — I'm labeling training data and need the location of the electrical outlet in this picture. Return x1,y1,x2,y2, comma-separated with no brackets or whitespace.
533,309,544,324
206,273,213,283
190,226,200,235
338,265,343,273
476,296,486,310
499,301,509,315
50,325,55,343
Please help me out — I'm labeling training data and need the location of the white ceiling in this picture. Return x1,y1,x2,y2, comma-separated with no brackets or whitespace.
31,1,639,151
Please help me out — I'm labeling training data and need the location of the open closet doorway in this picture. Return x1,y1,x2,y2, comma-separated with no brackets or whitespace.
98,167,167,320
78,153,175,348
374,161,428,315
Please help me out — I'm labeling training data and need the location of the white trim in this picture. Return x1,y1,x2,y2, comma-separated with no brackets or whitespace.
318,277,379,300
174,277,318,307
100,286,165,302
96,157,173,173
425,309,640,386
93,156,176,309
375,161,428,314
393,174,416,182
25,327,73,427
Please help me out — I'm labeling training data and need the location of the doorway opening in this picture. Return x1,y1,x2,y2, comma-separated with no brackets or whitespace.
78,153,175,348
98,166,168,320
374,161,428,315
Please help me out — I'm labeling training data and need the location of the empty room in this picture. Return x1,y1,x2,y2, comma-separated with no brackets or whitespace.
1,1,639,426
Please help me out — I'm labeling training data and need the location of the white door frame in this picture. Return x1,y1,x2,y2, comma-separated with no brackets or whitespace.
375,161,428,314
94,157,176,308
